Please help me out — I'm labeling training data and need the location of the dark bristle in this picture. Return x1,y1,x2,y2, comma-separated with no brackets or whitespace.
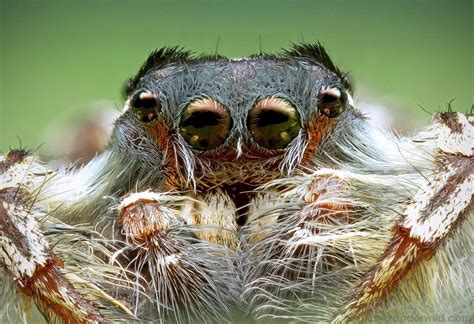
123,47,193,97
198,53,228,61
123,42,350,97
252,43,350,90
284,42,345,76
123,47,233,98
247,53,279,60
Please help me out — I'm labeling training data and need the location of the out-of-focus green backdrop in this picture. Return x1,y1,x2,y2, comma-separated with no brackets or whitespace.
1,0,472,153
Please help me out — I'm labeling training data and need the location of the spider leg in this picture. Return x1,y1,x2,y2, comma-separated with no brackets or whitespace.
333,112,473,322
0,150,105,323
243,169,392,321
117,190,238,322
1,150,137,323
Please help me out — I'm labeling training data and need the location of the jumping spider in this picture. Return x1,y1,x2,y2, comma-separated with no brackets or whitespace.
1,43,472,323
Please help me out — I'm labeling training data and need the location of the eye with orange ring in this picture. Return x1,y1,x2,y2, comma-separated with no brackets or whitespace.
129,90,160,123
179,97,232,151
318,87,344,118
247,96,301,150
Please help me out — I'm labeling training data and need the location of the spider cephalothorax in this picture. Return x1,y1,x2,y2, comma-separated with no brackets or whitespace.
112,45,351,225
1,43,472,323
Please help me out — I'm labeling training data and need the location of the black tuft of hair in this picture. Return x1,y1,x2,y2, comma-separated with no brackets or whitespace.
284,42,351,90
284,43,340,75
123,47,193,97
197,53,228,61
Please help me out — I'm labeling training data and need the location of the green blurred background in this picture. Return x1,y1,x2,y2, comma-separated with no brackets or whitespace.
1,0,472,153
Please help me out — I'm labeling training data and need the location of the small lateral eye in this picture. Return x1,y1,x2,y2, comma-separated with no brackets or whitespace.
318,87,343,118
130,90,160,123
179,97,232,151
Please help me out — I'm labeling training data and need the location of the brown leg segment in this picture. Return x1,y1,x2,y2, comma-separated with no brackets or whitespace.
1,150,105,323
1,199,105,323
332,112,473,322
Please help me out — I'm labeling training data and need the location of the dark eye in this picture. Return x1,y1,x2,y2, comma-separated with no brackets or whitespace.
318,87,343,118
129,90,160,123
248,96,301,149
179,98,232,151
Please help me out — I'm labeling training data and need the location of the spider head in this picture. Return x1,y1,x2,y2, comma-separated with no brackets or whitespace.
110,44,355,226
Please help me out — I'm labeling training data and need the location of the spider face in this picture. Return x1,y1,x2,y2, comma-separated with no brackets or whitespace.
113,49,351,231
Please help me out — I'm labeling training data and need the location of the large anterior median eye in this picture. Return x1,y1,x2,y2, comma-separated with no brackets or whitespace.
130,90,160,123
179,97,232,151
248,96,301,149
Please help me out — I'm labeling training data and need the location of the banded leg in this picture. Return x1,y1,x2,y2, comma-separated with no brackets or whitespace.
333,112,473,322
1,150,135,323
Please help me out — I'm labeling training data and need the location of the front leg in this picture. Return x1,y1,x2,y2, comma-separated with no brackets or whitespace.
116,190,239,322
1,150,113,322
242,168,405,321
1,202,104,323
334,112,473,322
